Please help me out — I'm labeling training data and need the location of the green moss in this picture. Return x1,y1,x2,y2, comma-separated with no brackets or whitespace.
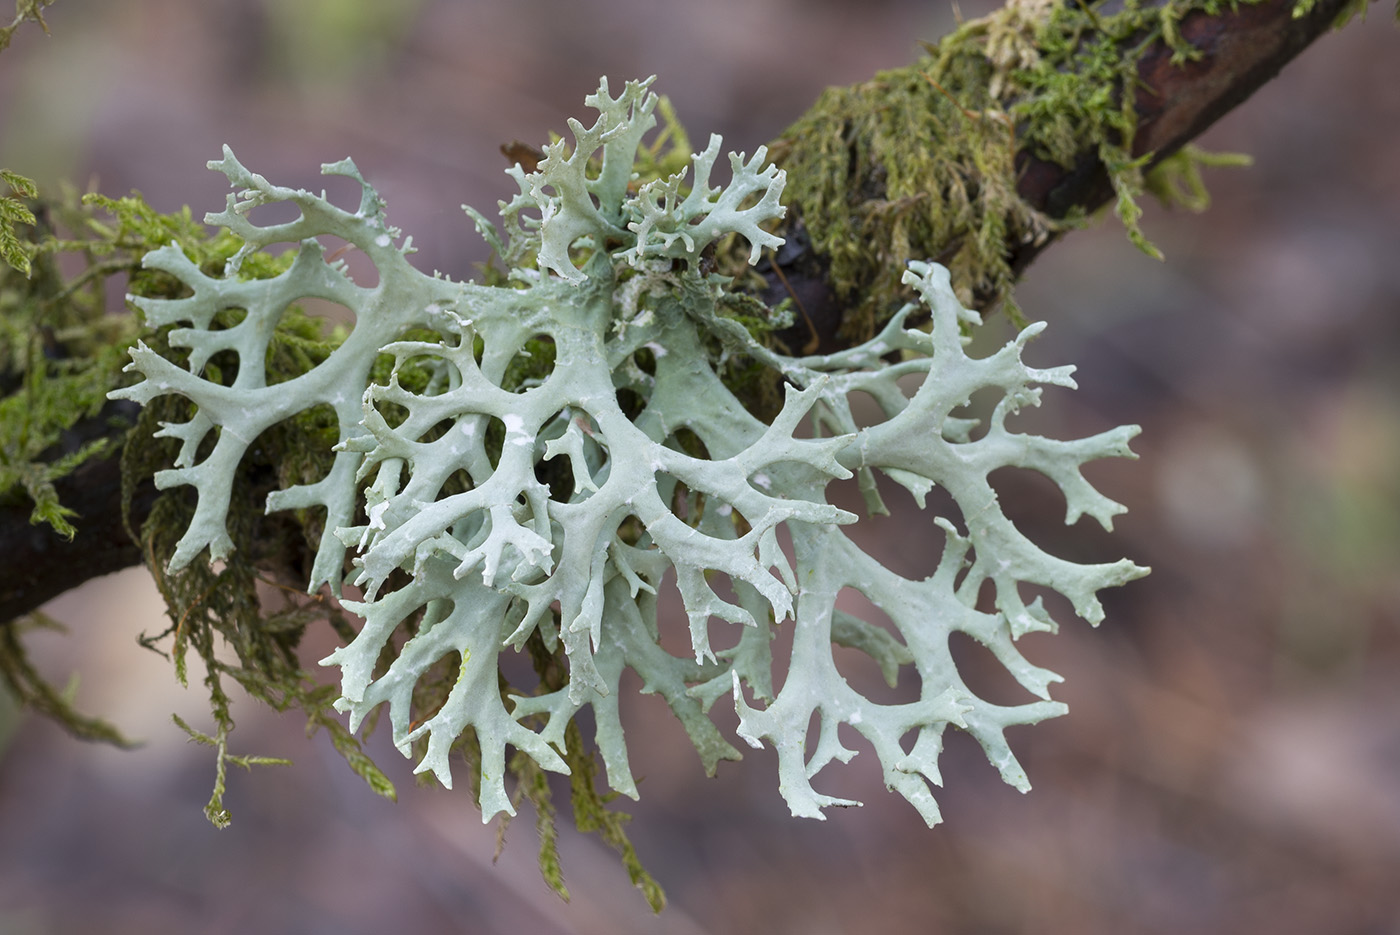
564,718,666,913
0,610,137,746
0,0,1254,899
1144,143,1254,211
0,187,297,541
0,0,56,56
772,0,1259,338
126,377,397,825
117,281,411,825
0,337,130,537
0,187,401,816
497,628,667,910
0,170,38,276
1290,0,1376,25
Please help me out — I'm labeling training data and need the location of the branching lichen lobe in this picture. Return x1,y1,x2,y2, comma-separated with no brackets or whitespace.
107,79,1145,905
0,0,1380,906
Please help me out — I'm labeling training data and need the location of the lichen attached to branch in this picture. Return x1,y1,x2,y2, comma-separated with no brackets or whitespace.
112,78,1145,904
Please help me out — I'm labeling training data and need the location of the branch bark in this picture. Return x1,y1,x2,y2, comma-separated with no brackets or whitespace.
765,0,1368,353
1017,0,1361,253
0,0,1370,621
0,403,155,622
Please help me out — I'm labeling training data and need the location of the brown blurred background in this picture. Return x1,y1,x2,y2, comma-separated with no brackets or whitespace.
2,2,1399,933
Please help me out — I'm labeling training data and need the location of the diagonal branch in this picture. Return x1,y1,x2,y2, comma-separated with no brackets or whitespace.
763,0,1372,353
0,0,1374,622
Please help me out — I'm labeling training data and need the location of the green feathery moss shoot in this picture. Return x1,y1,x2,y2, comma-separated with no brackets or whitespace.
771,0,1257,337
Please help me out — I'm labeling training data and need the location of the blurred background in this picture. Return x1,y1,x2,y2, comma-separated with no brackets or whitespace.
1,1,1399,933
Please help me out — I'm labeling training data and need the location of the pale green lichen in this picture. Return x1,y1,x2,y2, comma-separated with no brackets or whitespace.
0,184,221,744
112,78,1145,850
0,180,397,819
0,185,313,541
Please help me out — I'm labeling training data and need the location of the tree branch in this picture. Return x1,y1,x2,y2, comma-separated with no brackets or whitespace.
765,0,1369,353
0,404,155,622
1018,0,1360,246
1,0,1370,621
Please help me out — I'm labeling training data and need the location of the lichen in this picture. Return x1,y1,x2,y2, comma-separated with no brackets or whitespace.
111,77,1145,903
0,185,242,744
0,186,283,538
0,183,397,820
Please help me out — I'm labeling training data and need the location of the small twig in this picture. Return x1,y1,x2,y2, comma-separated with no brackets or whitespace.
922,71,1018,167
768,250,820,354
174,578,222,642
324,242,358,263
921,71,980,122
254,571,327,604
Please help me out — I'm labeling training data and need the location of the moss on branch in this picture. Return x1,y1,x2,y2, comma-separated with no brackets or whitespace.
770,0,1267,338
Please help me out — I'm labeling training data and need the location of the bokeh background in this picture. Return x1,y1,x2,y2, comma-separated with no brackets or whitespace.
2,2,1399,933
